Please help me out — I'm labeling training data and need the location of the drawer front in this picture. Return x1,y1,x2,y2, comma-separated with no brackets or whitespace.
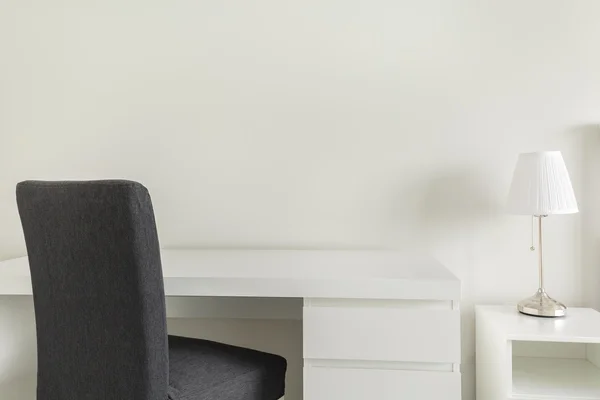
303,307,460,362
305,367,461,400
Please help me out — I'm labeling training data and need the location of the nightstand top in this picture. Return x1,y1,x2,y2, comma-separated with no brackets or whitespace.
476,305,600,343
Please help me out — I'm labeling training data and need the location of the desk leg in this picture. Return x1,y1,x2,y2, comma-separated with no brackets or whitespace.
0,296,37,399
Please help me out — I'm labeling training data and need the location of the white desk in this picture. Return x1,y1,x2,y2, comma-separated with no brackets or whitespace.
0,250,462,400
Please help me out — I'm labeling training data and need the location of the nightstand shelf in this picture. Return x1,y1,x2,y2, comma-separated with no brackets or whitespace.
477,306,600,400
512,356,600,399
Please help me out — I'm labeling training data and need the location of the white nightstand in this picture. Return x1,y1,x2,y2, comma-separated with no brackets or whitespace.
476,305,600,400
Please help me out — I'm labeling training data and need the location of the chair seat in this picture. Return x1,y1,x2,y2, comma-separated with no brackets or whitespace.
167,335,287,400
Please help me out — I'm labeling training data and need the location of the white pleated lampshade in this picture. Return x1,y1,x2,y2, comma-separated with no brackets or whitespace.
507,151,578,215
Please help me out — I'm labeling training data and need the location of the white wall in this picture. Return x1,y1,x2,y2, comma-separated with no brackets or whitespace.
1,1,600,399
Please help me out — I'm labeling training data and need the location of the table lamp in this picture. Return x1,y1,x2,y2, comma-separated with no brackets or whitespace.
506,151,578,317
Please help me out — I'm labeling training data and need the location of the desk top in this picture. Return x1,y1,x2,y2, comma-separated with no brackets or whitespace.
0,250,460,300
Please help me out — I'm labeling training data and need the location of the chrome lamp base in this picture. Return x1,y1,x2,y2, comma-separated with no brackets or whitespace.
517,289,566,318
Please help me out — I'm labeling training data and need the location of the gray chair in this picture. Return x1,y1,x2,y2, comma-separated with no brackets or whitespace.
16,180,286,400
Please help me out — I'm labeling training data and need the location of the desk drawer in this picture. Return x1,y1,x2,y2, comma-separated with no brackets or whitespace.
304,367,461,400
303,307,460,362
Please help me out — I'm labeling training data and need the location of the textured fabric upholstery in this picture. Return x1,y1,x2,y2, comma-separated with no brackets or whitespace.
16,180,286,400
17,180,169,400
168,336,286,400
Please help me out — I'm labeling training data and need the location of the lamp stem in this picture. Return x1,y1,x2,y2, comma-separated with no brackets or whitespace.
538,215,544,291
518,213,565,317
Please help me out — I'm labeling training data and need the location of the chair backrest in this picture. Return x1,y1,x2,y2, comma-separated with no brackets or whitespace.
16,180,168,400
